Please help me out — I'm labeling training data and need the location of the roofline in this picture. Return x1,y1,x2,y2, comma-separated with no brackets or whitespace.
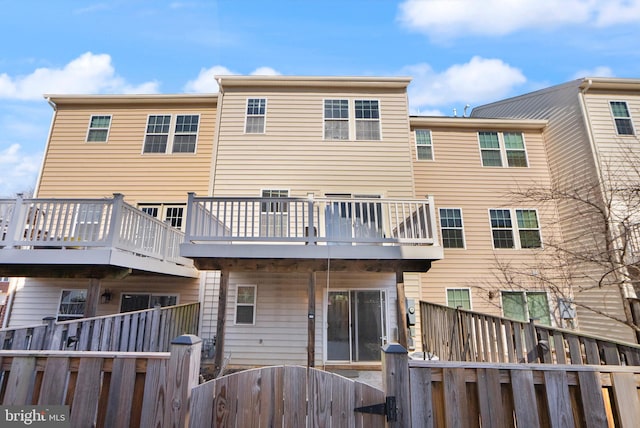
43,93,218,106
216,75,412,90
579,77,640,92
410,116,548,130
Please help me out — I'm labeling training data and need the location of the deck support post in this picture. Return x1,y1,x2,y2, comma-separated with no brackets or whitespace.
84,278,101,318
395,271,408,348
308,271,316,368
213,269,229,377
382,343,411,427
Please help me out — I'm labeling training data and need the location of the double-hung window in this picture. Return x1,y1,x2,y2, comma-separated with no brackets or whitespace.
143,114,199,154
86,115,112,142
355,100,381,140
502,291,551,325
235,285,256,324
489,208,541,249
439,208,464,248
478,131,528,167
610,101,635,135
323,99,381,141
447,288,471,310
245,98,266,133
415,129,433,160
324,99,349,140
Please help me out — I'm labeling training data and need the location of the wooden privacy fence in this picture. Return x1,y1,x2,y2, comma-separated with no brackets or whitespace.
0,302,199,352
420,300,640,366
0,335,201,428
384,345,640,428
189,365,386,428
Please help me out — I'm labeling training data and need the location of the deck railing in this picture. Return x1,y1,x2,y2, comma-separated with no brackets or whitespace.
185,193,439,246
420,300,640,366
0,193,189,265
0,302,200,352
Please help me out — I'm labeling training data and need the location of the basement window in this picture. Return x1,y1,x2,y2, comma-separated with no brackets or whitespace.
58,289,87,321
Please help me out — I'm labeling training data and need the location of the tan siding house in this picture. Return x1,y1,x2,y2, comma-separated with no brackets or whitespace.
473,78,640,342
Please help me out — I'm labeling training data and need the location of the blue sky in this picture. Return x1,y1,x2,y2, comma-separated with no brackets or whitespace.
1,0,640,196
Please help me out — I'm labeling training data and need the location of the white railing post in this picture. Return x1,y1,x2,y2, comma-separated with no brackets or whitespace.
107,193,125,248
185,192,195,243
426,195,438,245
5,194,27,248
162,220,172,262
307,193,315,245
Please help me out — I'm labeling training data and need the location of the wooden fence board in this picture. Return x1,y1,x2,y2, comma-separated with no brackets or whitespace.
543,370,575,428
611,372,640,428
3,356,36,404
235,368,262,428
331,371,354,428
188,378,215,428
567,335,583,364
11,329,28,350
38,356,70,405
577,371,608,428
283,366,306,428
477,368,506,428
259,366,285,428
510,369,541,427
104,358,137,428
409,366,433,428
443,368,467,426
70,357,104,428
552,331,567,364
78,320,91,351
308,369,333,428
90,318,102,351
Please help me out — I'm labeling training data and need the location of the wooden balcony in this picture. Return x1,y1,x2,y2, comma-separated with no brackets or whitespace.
182,193,443,272
0,194,197,278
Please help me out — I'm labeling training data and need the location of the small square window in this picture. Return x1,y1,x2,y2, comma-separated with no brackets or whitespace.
447,288,471,310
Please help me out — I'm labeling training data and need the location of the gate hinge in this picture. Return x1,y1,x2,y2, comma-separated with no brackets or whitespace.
354,396,397,422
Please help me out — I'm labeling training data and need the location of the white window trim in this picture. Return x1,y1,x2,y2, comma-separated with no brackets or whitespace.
439,207,466,249
141,113,200,154
322,99,382,141
138,203,187,231
57,289,87,320
323,98,350,141
609,100,636,136
446,287,472,310
85,114,112,143
234,284,257,325
244,98,267,134
415,129,434,161
488,208,542,250
477,131,529,168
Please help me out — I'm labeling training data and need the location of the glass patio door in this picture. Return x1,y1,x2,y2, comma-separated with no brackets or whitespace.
326,290,387,362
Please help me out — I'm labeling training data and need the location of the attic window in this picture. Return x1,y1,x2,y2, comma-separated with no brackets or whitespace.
610,101,635,135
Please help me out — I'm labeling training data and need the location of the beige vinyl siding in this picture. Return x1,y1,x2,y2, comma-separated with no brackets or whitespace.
37,99,216,204
7,276,200,327
213,87,415,199
201,271,397,368
411,123,563,320
473,83,636,342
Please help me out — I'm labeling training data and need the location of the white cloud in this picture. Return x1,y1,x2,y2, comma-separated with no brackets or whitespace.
398,0,640,39
0,144,42,197
571,66,615,79
0,52,159,100
404,56,526,114
184,66,281,93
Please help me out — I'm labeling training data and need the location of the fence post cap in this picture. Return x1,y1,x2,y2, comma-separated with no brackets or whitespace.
171,334,202,345
382,343,408,354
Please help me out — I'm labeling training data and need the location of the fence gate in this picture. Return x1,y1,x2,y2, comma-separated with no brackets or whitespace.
189,365,386,427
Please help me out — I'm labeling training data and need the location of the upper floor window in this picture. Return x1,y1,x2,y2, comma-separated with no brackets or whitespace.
324,99,349,140
610,101,635,135
143,114,199,154
415,129,433,160
478,131,528,167
439,208,464,248
86,115,112,142
489,208,541,249
355,100,380,140
245,98,266,133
